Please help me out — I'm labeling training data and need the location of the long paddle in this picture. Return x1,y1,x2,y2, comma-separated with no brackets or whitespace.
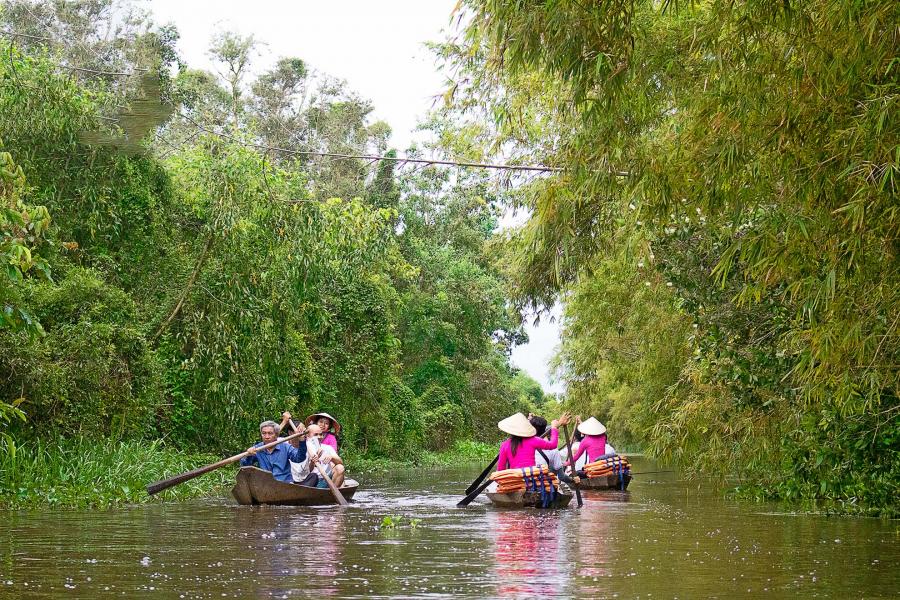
562,424,583,507
465,455,499,495
288,419,348,507
457,478,493,507
146,429,308,495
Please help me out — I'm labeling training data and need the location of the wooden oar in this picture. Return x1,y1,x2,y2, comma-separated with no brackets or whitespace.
465,455,499,495
311,457,348,506
562,423,583,507
146,429,307,495
287,419,348,507
457,478,493,507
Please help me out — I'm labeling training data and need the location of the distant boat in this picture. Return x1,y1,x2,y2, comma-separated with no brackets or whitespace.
231,466,359,506
574,472,632,491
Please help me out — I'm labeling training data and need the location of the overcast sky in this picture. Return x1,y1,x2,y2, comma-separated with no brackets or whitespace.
146,0,564,393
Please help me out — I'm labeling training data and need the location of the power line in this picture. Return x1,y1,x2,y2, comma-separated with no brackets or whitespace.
0,29,54,43
0,29,147,76
2,29,559,173
178,112,561,173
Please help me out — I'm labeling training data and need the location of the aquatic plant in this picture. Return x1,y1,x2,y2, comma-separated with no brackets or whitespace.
0,437,232,509
379,515,422,530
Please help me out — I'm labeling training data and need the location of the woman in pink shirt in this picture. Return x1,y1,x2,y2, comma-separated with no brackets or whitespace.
496,412,571,470
305,412,341,451
566,416,609,468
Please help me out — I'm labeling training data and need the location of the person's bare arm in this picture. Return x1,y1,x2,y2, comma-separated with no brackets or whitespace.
278,411,293,433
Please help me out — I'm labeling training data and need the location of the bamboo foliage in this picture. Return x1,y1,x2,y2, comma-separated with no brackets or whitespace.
446,0,899,512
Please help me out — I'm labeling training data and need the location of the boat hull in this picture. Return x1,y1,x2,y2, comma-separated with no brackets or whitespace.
231,466,359,506
575,473,632,491
486,488,573,509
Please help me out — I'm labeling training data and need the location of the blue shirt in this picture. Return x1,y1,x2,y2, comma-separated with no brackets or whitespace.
240,441,306,482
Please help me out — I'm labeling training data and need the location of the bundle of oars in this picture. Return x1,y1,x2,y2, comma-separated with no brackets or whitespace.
584,455,631,479
490,465,560,494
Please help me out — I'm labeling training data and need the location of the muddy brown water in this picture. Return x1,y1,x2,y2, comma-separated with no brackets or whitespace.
0,457,897,598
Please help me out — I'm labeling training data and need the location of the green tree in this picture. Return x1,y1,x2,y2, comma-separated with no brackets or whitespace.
208,31,258,130
443,0,899,511
0,138,51,332
0,10,540,472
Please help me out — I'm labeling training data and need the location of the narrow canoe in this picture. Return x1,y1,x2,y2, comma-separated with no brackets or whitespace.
575,472,632,491
486,487,573,509
231,466,359,506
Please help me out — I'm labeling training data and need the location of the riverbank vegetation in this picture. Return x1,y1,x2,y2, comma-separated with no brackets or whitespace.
439,0,898,515
0,437,232,508
1,1,896,516
0,0,547,508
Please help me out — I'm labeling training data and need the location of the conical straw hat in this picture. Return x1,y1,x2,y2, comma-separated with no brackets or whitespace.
305,412,341,434
577,416,607,436
498,412,536,437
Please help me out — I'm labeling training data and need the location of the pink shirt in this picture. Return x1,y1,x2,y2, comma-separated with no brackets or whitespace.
321,432,338,452
497,429,559,470
570,434,607,465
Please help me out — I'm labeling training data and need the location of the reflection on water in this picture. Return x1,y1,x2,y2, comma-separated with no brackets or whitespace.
0,457,898,599
491,511,564,597
576,493,617,581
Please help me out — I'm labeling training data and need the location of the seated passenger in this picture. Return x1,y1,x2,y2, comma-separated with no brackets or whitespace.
566,416,611,471
291,426,346,488
496,411,571,470
530,415,578,485
304,412,341,452
240,420,307,483
568,429,588,471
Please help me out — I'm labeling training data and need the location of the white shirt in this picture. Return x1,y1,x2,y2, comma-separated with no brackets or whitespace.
290,437,337,483
535,448,564,471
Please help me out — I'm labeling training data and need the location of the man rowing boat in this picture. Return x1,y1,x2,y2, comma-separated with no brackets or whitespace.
530,414,580,486
240,420,308,483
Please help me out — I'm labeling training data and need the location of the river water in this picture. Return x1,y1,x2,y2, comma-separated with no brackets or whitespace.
0,456,897,599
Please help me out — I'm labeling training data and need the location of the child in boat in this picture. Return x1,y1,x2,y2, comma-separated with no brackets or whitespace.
278,411,340,450
496,411,571,470
281,422,345,488
565,416,613,473
274,412,346,487
304,412,341,452
299,430,346,488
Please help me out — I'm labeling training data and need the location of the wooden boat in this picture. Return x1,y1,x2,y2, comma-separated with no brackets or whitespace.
486,486,574,509
231,466,359,506
575,472,632,491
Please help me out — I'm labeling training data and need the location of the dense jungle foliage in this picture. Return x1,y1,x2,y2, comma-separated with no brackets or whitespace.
0,0,547,479
439,0,898,513
1,0,896,516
